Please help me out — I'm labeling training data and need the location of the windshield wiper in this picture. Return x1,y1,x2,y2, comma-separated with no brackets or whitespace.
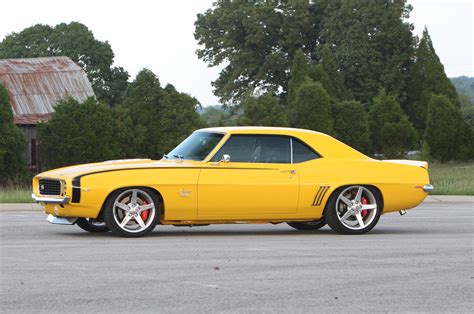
162,154,169,159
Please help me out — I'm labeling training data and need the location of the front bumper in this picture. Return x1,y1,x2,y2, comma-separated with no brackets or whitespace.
32,193,70,204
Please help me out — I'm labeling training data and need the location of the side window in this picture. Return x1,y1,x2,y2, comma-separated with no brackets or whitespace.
292,139,319,163
211,135,291,163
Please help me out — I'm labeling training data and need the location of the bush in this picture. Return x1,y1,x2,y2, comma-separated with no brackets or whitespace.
332,100,371,153
291,81,334,134
239,93,288,126
0,84,27,184
424,94,474,162
369,90,417,158
38,97,135,169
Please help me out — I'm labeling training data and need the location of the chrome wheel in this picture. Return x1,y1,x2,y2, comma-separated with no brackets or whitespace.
325,185,382,234
112,189,157,234
335,186,378,230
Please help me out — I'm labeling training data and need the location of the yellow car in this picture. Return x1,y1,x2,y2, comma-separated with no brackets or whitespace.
32,127,433,237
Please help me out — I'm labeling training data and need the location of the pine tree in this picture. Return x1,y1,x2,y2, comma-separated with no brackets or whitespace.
239,93,288,126
0,84,27,184
287,49,309,106
332,100,371,153
424,94,473,162
369,89,417,158
121,69,204,158
291,81,334,134
405,28,459,132
316,45,350,100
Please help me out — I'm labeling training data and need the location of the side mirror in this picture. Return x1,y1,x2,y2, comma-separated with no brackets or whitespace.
221,154,231,163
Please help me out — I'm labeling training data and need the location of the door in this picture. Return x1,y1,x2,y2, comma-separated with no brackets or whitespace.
197,134,299,219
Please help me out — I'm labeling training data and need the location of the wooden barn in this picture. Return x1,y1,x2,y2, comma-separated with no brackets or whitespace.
0,57,95,172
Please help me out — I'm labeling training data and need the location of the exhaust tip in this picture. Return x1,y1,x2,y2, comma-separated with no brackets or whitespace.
399,209,407,216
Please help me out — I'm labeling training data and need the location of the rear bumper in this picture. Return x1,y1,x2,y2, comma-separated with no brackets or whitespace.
32,193,70,204
423,184,434,193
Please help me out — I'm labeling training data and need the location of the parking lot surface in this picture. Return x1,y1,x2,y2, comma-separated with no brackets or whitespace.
1,202,472,313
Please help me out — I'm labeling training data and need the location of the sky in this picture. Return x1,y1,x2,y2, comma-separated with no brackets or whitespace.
0,0,472,106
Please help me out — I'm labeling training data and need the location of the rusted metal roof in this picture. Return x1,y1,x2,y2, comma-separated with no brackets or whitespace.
14,113,52,125
0,56,95,125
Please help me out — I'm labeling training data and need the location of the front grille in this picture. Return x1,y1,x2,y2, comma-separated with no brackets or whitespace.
39,179,61,196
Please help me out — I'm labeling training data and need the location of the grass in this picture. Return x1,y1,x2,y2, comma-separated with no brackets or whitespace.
0,162,472,202
0,186,33,203
429,162,474,195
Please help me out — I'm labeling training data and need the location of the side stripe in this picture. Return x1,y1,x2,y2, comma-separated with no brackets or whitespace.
312,186,330,206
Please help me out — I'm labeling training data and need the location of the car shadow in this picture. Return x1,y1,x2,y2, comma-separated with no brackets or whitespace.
51,225,446,238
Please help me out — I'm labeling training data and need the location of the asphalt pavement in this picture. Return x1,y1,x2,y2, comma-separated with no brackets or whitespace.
1,202,473,313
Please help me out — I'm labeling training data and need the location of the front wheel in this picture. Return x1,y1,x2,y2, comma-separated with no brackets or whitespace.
76,218,109,233
103,188,160,237
287,219,326,231
325,185,382,235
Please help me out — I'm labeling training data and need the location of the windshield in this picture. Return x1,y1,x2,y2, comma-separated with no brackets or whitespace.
165,132,224,161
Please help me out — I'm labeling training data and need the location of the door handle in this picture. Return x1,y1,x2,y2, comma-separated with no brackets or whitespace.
281,170,296,175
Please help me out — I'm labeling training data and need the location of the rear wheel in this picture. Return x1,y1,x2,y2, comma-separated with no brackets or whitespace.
287,219,326,231
76,218,109,233
103,188,160,237
325,185,381,235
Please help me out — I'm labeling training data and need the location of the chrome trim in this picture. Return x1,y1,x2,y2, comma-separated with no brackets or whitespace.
290,137,294,164
46,214,77,225
32,193,70,204
423,184,434,192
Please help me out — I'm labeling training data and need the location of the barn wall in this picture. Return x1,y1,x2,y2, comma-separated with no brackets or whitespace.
17,125,39,172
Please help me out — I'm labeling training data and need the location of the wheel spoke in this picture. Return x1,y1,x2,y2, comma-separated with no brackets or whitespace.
355,187,363,202
339,210,353,222
120,214,132,227
139,203,154,212
115,202,129,212
135,215,146,228
361,204,376,210
355,212,365,228
131,189,138,203
340,196,352,206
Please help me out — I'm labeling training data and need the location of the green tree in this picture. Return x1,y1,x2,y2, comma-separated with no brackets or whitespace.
239,93,288,126
424,94,473,162
459,94,474,128
120,69,204,158
321,0,414,104
0,22,129,106
405,28,459,132
38,97,136,169
291,81,333,134
369,90,417,158
332,100,371,153
0,84,27,183
314,44,350,100
195,0,325,103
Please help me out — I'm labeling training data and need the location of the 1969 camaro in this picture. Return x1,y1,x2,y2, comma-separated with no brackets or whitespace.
32,127,433,237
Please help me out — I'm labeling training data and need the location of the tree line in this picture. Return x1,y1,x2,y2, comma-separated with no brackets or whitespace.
195,0,473,161
1,0,474,185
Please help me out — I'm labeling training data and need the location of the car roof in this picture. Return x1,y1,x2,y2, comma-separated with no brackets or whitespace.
196,126,369,160
197,126,326,136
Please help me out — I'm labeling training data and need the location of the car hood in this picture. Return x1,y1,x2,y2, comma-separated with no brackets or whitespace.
35,159,202,180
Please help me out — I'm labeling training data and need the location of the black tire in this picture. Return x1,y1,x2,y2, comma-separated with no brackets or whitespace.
325,185,382,235
76,218,110,233
287,219,326,231
103,187,161,237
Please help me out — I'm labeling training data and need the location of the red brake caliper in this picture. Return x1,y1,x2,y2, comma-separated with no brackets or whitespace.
361,197,368,217
140,200,149,221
